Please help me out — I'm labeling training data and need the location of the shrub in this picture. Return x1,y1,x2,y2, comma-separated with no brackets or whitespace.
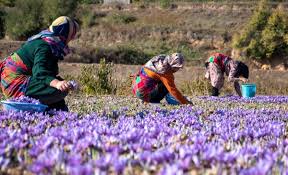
115,76,133,96
232,0,271,59
159,0,171,9
78,0,103,4
0,0,16,7
232,1,288,60
0,7,5,38
95,59,116,95
261,5,288,58
5,0,43,40
78,59,116,95
180,77,211,96
77,65,96,95
113,45,148,64
42,0,78,26
79,9,97,28
176,42,202,61
92,45,149,64
109,13,137,24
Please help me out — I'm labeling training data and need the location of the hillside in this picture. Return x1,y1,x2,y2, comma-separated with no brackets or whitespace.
1,2,288,68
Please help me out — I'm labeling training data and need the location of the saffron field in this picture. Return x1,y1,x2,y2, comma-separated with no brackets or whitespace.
1,95,288,175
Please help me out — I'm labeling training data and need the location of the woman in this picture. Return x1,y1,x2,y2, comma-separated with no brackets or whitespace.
132,53,191,105
0,16,79,111
204,52,249,97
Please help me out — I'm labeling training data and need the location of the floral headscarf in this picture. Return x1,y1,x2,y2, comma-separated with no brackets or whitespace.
144,53,184,74
27,16,79,59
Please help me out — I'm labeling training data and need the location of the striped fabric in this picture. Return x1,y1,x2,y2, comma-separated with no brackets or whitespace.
0,54,31,98
27,16,79,59
132,68,166,102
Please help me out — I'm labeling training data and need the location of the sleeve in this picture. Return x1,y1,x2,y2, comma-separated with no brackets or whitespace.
32,44,58,86
227,61,240,82
158,73,189,104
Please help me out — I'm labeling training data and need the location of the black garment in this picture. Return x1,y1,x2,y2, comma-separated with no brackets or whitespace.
211,87,219,96
149,82,169,103
46,99,68,112
28,90,69,111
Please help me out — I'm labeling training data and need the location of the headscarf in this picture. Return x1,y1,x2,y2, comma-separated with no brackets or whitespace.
27,16,79,59
144,53,184,74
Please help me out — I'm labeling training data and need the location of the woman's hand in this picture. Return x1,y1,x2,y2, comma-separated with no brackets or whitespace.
56,81,71,92
239,77,248,83
50,79,71,92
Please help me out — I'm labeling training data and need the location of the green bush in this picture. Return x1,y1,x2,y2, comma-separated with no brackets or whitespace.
180,77,211,96
0,0,16,7
113,45,148,64
79,9,97,28
261,5,288,58
5,0,43,40
78,0,102,4
42,0,78,26
159,0,171,9
232,0,270,49
91,45,149,65
176,42,202,61
115,76,133,96
232,0,288,60
78,59,116,95
109,13,137,24
0,7,5,38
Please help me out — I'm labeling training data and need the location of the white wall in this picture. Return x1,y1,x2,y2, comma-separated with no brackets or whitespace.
103,0,131,4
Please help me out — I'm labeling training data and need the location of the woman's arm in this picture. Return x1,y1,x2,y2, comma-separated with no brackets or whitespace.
158,73,190,104
234,81,242,97
227,61,248,83
32,44,59,84
33,44,70,92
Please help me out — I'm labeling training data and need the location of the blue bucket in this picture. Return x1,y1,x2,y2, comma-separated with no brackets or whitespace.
1,101,48,113
241,83,256,98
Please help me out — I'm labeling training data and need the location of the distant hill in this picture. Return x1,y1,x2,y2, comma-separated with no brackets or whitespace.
1,1,287,68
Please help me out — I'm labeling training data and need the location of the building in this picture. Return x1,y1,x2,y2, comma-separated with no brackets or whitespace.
103,0,131,4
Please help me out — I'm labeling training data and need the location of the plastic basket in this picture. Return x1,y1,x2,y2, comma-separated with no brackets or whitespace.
1,101,48,112
241,83,256,98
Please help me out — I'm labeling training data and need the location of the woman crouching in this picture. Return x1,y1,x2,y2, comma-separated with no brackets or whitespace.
132,53,192,105
0,16,79,111
205,52,249,97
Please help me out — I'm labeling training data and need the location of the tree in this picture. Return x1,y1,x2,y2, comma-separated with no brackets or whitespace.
232,0,271,59
0,7,5,38
261,5,288,58
42,0,78,26
5,0,43,40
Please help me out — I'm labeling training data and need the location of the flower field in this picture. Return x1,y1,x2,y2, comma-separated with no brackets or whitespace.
1,95,288,175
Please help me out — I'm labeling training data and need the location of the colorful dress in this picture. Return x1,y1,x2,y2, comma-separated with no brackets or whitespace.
0,53,31,98
0,39,59,98
132,68,168,103
132,67,189,104
205,53,238,90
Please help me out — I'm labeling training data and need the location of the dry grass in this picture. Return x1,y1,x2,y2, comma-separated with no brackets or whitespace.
59,63,288,96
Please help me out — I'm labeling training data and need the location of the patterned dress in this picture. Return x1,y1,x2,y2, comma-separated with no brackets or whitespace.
205,53,238,90
0,53,31,98
132,68,168,103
